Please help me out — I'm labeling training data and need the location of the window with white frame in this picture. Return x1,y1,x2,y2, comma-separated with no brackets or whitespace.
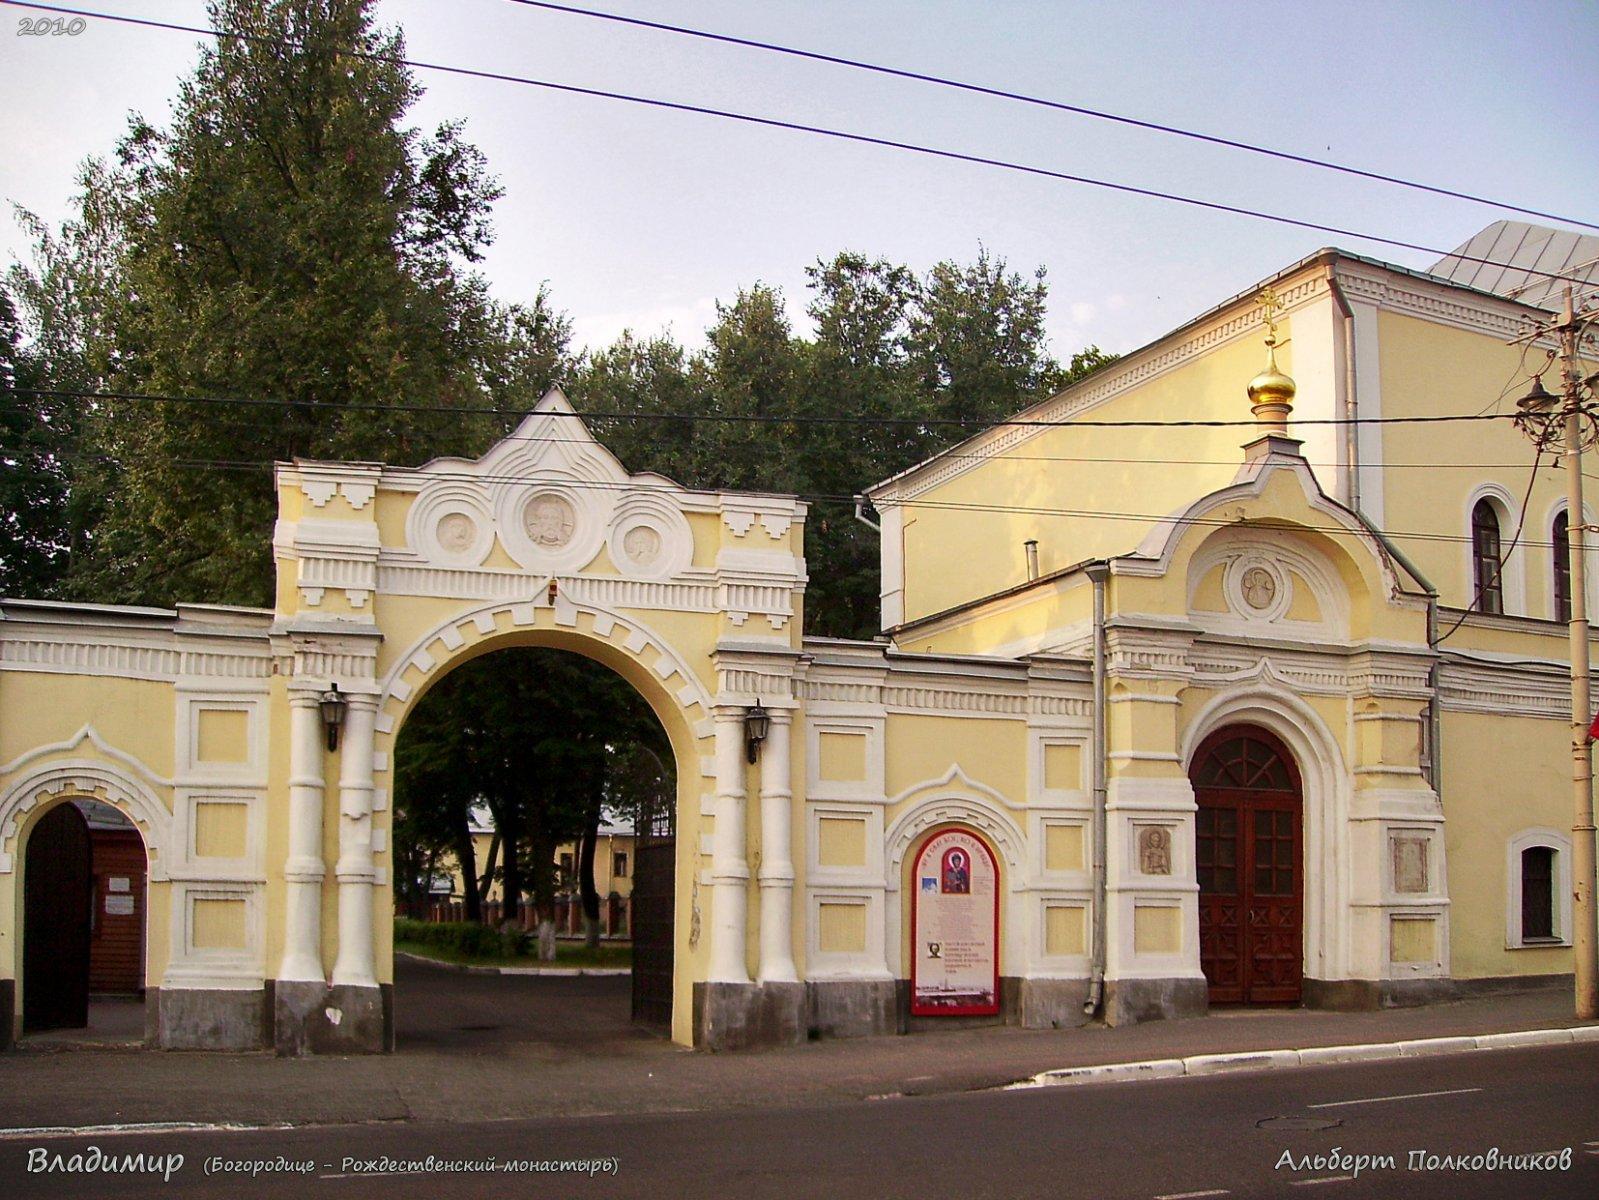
1507,829,1571,947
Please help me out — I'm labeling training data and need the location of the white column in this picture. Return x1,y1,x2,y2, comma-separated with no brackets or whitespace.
708,707,751,984
332,693,379,989
757,710,798,983
279,692,327,983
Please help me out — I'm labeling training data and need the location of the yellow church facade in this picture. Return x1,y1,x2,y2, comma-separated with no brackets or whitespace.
0,236,1587,1053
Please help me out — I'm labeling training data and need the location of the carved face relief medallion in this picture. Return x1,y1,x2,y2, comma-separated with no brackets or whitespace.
622,525,662,565
1139,826,1172,875
1241,566,1277,611
525,494,576,549
436,512,477,554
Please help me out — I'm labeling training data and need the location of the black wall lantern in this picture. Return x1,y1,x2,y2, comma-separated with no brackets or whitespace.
320,682,347,752
744,701,770,764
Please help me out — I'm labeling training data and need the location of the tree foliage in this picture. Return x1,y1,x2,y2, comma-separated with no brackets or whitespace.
7,0,569,606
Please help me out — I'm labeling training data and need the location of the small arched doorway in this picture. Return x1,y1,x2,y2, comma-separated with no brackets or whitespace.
1190,727,1303,1005
23,803,93,1032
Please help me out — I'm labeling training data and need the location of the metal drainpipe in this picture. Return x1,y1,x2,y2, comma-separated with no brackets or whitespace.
1083,561,1110,1016
853,494,881,532
1327,274,1361,514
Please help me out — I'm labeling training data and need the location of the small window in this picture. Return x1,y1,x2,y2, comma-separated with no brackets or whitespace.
1521,846,1555,941
613,852,628,878
1553,511,1572,623
559,852,573,876
1472,499,1503,614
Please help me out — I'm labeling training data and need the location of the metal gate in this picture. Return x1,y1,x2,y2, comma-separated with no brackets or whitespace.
629,792,675,1031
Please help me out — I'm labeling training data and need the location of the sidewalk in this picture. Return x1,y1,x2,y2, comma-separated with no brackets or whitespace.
0,972,1589,1133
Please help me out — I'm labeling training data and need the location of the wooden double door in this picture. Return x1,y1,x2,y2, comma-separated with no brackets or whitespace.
1192,728,1303,1006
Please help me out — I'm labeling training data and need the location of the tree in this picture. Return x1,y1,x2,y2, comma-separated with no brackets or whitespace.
12,0,568,607
393,646,671,956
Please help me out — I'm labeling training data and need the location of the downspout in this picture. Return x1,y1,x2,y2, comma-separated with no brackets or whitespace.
1083,561,1110,1016
1327,273,1361,514
853,494,881,532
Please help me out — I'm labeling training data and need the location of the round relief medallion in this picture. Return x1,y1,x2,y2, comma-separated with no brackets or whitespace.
436,512,477,554
622,525,662,565
524,493,576,549
1240,566,1277,610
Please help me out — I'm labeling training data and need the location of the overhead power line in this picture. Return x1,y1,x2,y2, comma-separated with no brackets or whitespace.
3,0,1593,288
34,444,1572,553
11,385,1533,429
505,0,1599,235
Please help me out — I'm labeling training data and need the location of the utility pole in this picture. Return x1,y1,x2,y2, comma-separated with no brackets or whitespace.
1518,286,1599,1019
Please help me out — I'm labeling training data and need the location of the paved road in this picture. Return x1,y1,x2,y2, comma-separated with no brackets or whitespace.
6,1043,1596,1199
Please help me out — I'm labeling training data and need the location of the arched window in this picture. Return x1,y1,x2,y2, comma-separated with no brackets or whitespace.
1507,830,1570,948
1471,499,1503,614
1553,510,1572,623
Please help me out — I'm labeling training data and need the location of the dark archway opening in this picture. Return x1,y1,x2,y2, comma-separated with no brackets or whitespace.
391,645,676,1048
23,799,148,1044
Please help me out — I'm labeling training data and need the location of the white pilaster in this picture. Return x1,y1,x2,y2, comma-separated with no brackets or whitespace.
332,693,379,989
757,710,798,983
278,692,326,983
709,707,751,983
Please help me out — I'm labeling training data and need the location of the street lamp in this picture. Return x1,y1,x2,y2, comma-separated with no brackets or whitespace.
1514,286,1599,1021
744,701,770,764
319,682,347,753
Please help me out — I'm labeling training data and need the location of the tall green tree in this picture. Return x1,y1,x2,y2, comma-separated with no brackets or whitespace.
12,0,568,606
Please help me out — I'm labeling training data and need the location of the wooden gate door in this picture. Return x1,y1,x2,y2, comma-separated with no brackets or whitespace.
1192,729,1303,1005
23,802,93,1031
630,794,675,1031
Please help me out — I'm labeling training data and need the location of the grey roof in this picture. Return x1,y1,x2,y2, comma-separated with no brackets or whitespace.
1429,221,1599,311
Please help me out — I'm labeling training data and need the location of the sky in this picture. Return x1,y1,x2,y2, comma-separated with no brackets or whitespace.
2,0,1597,362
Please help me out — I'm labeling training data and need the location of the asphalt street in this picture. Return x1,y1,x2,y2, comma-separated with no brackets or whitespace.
5,1043,1596,1199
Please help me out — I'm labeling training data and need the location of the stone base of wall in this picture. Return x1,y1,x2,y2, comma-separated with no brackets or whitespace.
1019,977,1094,1030
806,979,900,1039
693,980,806,1050
1303,972,1571,1011
273,979,391,1055
900,976,1022,1032
150,986,267,1050
1102,976,1209,1026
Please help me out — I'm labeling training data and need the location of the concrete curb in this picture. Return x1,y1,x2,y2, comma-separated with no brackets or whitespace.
394,951,630,977
1012,1024,1596,1090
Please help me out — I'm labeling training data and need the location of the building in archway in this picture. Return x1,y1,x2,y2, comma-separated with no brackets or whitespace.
1,225,1590,1052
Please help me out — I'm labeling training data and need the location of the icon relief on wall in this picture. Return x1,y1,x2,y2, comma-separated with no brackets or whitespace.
525,494,576,548
1139,825,1172,875
622,524,662,565
1241,565,1277,611
436,512,477,553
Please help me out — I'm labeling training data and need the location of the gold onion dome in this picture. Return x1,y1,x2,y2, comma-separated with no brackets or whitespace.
1248,340,1297,410
1248,289,1295,433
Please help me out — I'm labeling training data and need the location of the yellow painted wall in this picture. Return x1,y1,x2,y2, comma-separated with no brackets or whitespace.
1442,710,1571,979
893,330,1288,623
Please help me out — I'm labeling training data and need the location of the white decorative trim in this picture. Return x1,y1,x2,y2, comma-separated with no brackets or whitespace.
0,757,172,879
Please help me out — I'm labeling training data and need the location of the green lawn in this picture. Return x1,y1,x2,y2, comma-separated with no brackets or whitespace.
395,935,633,970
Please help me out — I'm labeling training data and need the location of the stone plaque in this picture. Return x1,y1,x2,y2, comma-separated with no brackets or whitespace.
912,828,999,1016
1392,836,1429,894
105,894,135,916
524,493,576,548
1138,826,1173,875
